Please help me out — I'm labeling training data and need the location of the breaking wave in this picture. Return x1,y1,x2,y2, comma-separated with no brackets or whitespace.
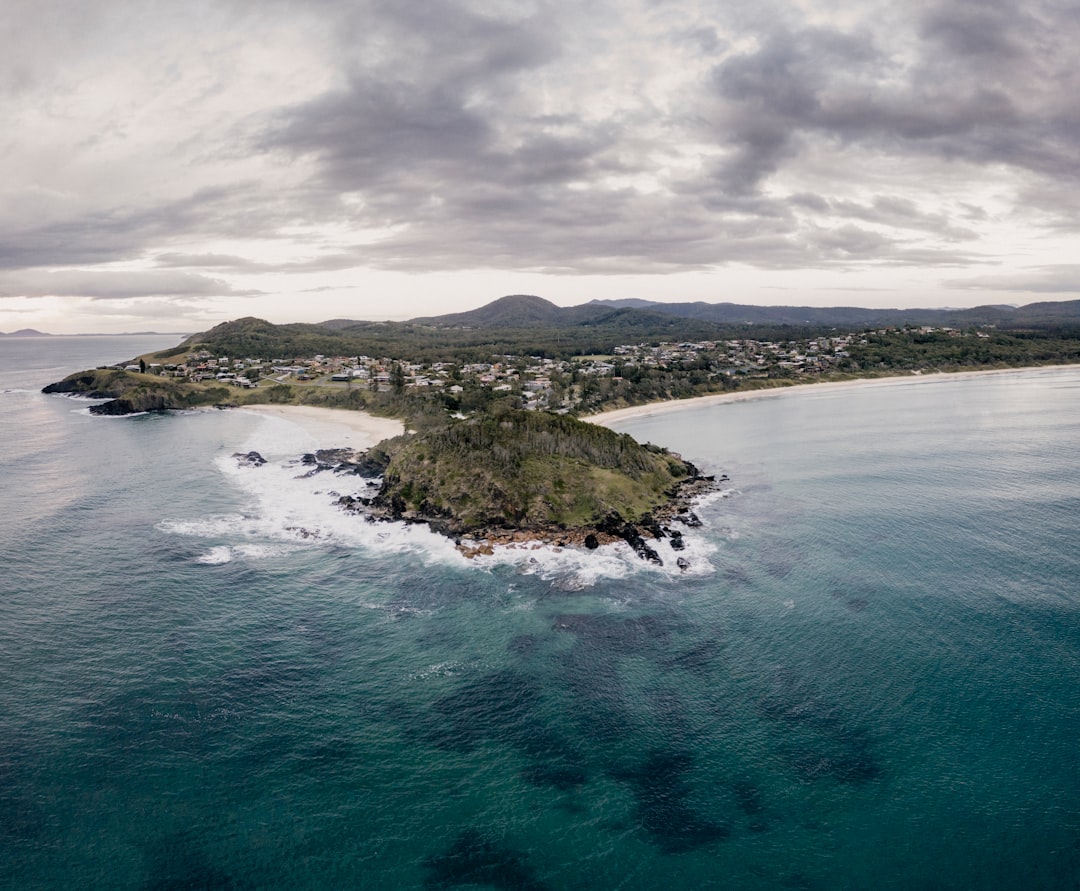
157,411,727,586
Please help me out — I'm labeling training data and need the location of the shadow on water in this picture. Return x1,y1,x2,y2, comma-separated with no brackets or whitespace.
424,828,548,890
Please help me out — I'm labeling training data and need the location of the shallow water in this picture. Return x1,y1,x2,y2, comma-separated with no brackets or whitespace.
3,340,1079,889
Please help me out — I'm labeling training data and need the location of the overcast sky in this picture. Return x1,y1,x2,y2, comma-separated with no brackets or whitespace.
2,0,1078,333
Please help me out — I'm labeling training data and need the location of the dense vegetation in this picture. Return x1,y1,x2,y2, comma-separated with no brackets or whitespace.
374,409,694,532
41,368,238,412
179,303,737,363
841,329,1080,372
592,297,1080,332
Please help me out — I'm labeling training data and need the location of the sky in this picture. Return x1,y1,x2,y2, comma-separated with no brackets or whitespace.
2,0,1079,334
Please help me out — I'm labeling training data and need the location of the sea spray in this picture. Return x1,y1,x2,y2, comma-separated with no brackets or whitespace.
157,410,726,586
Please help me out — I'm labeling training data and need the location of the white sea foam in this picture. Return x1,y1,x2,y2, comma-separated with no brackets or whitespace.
196,546,233,565
157,410,724,584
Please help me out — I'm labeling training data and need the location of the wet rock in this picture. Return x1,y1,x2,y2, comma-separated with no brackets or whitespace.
89,394,171,415
232,451,267,467
594,512,662,565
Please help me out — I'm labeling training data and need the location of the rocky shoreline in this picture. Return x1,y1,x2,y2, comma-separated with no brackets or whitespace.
237,445,726,567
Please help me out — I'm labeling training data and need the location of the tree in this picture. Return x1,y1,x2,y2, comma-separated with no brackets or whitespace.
391,362,406,395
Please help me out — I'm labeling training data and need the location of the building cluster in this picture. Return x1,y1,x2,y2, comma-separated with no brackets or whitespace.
130,326,978,411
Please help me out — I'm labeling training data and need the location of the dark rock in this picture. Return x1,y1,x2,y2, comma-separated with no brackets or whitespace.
42,373,112,397
301,447,390,477
232,451,267,467
594,512,663,565
583,533,599,550
89,394,171,415
676,557,690,571
669,530,685,551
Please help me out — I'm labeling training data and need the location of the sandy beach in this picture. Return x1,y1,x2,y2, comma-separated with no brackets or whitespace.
238,404,405,449
585,365,1079,427
231,365,1077,441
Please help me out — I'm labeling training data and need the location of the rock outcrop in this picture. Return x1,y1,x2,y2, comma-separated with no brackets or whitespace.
328,410,722,564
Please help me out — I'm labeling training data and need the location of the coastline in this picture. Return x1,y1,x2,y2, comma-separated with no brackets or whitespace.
229,364,1078,445
583,364,1080,427
237,404,404,450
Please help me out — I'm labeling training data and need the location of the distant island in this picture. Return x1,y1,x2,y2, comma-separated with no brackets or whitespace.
0,329,191,337
41,293,1080,557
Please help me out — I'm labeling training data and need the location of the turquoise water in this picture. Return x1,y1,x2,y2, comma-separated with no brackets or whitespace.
2,340,1079,889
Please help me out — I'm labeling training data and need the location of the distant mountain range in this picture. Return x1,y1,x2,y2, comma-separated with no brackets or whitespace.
180,294,1080,362
582,297,1080,330
406,293,1080,331
0,328,50,337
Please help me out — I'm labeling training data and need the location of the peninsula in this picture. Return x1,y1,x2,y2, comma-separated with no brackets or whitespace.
42,293,1080,558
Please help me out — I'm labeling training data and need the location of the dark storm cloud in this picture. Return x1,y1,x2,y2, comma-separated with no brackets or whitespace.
0,186,267,272
3,0,1078,300
705,0,1080,190
0,269,258,301
249,0,1080,276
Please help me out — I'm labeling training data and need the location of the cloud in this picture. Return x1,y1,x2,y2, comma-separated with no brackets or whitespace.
946,265,1080,294
1,0,1079,321
0,269,258,301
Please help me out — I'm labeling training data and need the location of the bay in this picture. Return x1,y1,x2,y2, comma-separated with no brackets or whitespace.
2,340,1078,889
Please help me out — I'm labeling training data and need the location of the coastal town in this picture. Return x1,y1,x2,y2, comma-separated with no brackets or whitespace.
131,326,978,415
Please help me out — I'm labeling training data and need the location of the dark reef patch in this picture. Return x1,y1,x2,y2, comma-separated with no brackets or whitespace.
758,668,882,784
508,633,542,657
522,761,589,791
552,613,672,655
418,669,590,790
556,642,633,745
661,639,726,675
732,777,765,817
428,670,543,752
424,829,547,890
612,749,730,854
140,830,252,891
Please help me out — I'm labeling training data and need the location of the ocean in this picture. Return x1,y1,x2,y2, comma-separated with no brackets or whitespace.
2,336,1079,889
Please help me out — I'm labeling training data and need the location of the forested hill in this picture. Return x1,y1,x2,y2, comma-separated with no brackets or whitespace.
178,297,737,362
586,298,1080,332
369,408,707,539
176,294,1080,363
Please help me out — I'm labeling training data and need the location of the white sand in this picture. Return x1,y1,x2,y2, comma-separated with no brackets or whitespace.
585,365,1079,428
238,404,404,449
